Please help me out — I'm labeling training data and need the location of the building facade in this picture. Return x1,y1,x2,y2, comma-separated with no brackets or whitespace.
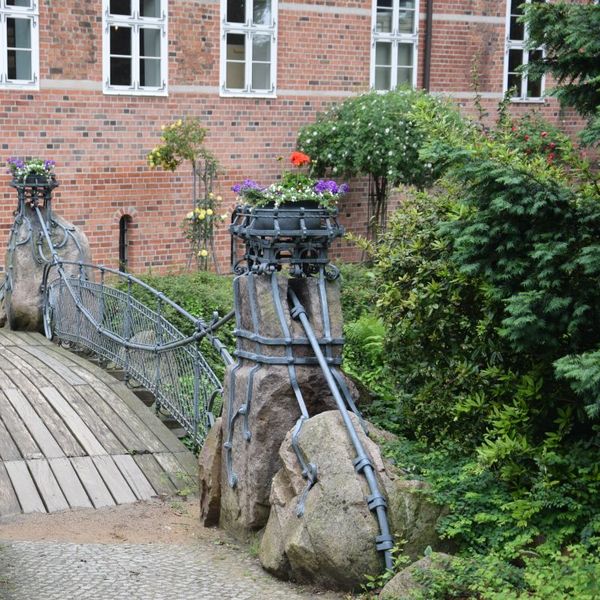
0,0,583,273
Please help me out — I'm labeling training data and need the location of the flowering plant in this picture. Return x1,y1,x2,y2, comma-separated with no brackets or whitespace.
6,157,56,183
183,193,229,270
232,151,349,208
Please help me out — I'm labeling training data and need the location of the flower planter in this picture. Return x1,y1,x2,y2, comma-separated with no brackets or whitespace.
237,201,327,236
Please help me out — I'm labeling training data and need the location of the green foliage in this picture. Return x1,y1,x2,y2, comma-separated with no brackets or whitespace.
296,89,466,233
122,271,234,381
523,1,600,146
147,118,212,171
336,263,379,323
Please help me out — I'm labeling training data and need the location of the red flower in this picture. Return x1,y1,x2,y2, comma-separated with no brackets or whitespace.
549,142,556,149
524,134,530,141
541,131,548,138
290,151,310,167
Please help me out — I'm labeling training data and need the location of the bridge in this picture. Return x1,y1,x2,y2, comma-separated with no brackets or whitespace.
0,326,197,517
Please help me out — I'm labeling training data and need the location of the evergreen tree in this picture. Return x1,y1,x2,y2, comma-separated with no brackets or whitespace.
524,1,600,145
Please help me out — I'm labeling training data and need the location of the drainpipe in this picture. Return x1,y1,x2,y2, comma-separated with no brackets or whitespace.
423,0,433,91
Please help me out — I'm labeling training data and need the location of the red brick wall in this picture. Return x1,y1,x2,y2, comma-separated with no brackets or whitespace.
0,0,586,275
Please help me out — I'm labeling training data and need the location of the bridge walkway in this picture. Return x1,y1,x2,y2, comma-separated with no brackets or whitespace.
0,327,197,518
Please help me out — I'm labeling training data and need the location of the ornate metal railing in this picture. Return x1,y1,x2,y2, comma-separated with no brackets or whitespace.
41,260,234,446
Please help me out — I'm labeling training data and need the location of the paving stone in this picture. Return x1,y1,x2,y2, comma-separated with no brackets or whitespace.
0,540,342,600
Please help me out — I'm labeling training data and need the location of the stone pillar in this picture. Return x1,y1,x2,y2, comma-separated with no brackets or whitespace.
4,190,91,332
218,273,346,537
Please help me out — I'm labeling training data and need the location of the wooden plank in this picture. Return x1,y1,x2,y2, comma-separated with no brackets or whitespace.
76,384,147,454
0,390,43,459
12,346,86,386
48,457,92,509
43,346,118,385
0,417,21,460
91,456,136,504
0,461,21,517
0,348,52,388
95,381,169,453
4,388,65,459
107,381,184,453
112,454,156,500
70,457,115,508
171,450,199,478
27,459,69,513
51,383,125,455
133,454,177,497
5,370,84,458
40,387,108,456
154,452,197,493
0,369,17,390
4,460,46,513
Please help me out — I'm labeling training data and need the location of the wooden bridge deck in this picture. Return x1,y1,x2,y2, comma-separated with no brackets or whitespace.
0,328,197,518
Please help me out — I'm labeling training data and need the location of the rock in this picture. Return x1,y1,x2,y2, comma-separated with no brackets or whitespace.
219,275,344,537
198,417,223,526
379,553,453,599
258,410,446,590
5,206,91,332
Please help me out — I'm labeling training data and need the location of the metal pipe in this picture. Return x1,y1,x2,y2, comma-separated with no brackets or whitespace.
288,288,394,570
423,0,434,91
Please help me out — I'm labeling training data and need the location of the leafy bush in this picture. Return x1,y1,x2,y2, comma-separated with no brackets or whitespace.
297,89,466,233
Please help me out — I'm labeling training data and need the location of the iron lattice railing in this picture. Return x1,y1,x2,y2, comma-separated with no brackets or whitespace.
42,261,233,447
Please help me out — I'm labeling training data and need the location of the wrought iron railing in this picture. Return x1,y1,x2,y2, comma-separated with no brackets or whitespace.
41,260,234,447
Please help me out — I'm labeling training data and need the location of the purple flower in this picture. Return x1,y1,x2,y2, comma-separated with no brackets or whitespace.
339,183,350,194
232,179,262,193
44,160,56,169
314,179,340,194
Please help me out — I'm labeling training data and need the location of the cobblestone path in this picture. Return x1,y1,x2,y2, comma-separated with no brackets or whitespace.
0,538,342,600
0,503,344,600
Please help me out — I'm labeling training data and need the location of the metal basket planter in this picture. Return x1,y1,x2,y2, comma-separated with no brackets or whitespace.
230,202,344,276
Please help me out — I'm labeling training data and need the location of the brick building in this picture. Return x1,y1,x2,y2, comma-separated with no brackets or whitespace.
0,0,583,273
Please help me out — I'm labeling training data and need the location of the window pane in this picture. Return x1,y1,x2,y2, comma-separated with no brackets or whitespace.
110,57,131,85
510,0,524,15
508,48,523,73
110,0,131,15
140,28,160,58
376,9,393,33
397,67,412,86
252,35,270,61
6,0,32,7
397,43,413,67
527,76,542,98
227,0,245,23
226,33,245,59
375,42,392,67
507,73,521,96
227,63,245,89
375,66,391,90
509,16,524,40
110,26,131,55
253,0,271,25
141,0,160,18
226,33,245,89
7,49,31,80
377,0,393,7
140,58,161,86
7,18,31,50
398,1,415,33
252,63,270,89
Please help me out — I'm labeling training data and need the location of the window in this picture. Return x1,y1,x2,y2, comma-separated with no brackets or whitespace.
220,0,277,96
0,0,38,89
119,214,132,271
504,0,545,101
371,0,418,91
102,0,167,95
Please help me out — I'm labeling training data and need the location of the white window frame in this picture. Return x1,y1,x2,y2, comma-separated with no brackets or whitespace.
220,0,278,98
102,0,168,96
503,0,545,103
0,0,39,90
370,0,419,91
